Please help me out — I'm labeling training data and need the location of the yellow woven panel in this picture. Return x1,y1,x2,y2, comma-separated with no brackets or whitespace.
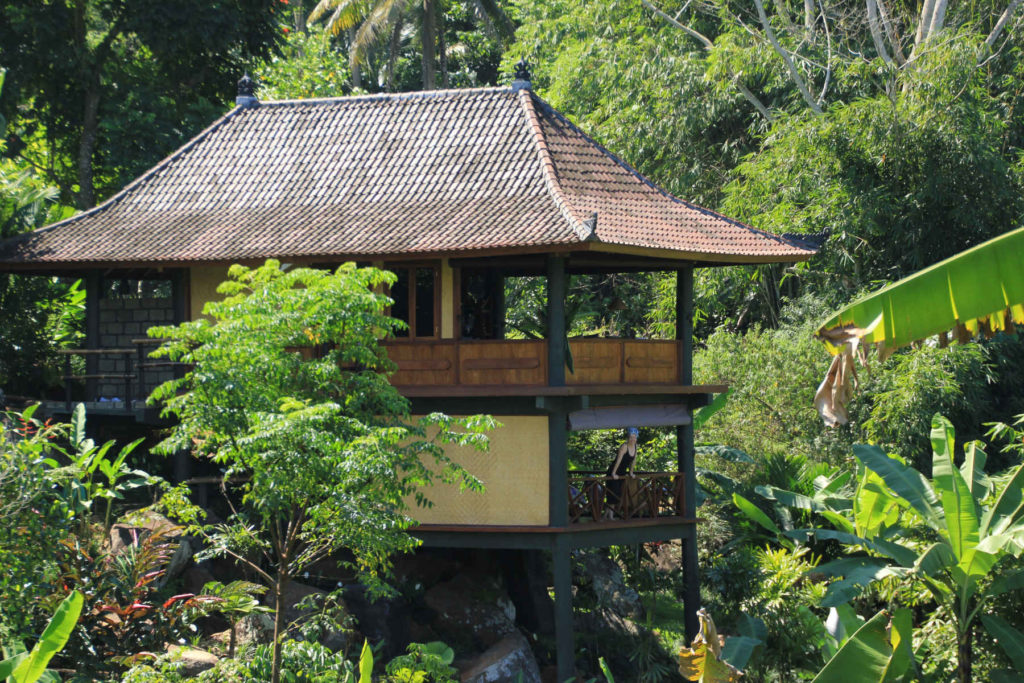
410,415,549,526
189,266,229,319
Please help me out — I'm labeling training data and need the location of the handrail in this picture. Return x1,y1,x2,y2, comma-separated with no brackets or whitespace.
567,471,685,524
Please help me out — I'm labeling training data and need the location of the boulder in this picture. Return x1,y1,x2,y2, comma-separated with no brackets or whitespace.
211,612,275,651
459,632,542,683
182,565,216,595
424,573,517,649
577,552,643,620
109,511,194,586
343,584,410,660
166,645,219,677
264,581,325,627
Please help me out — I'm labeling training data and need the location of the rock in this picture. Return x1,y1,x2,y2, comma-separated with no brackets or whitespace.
211,612,275,651
182,565,216,595
109,511,194,586
392,549,460,588
577,552,643,620
343,584,410,660
166,645,219,677
459,632,542,683
265,581,325,627
424,573,517,649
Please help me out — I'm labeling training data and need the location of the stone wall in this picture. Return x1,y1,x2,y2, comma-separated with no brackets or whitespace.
96,295,175,401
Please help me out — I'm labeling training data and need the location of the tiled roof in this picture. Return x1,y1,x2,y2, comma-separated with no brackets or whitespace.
0,88,815,266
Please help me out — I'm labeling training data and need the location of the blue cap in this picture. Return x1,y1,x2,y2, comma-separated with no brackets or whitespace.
627,427,639,436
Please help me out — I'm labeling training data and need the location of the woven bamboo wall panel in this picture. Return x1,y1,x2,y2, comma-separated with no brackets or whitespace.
410,415,549,526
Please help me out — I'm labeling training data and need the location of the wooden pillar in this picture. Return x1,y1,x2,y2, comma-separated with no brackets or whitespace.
85,272,101,401
546,256,566,387
676,267,700,641
170,269,191,487
547,256,572,678
553,534,574,682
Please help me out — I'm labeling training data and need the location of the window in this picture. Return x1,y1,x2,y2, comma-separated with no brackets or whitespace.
388,265,438,339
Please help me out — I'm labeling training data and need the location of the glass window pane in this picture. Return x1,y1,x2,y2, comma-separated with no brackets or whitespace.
415,267,436,338
391,269,409,337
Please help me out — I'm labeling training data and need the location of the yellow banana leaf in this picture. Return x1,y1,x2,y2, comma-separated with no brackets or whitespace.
818,226,1024,355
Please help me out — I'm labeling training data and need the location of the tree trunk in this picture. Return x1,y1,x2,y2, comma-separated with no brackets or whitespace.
421,0,437,89
438,8,448,88
76,81,100,209
866,0,892,64
271,571,290,683
957,624,972,683
387,20,403,91
348,27,362,90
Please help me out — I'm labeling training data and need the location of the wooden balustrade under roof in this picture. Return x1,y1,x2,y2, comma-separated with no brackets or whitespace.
385,338,684,392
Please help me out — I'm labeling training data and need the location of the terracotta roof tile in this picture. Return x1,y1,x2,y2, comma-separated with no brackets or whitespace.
0,87,815,266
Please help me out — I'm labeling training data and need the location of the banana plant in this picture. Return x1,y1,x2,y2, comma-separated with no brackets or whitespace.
791,414,1024,683
0,591,83,683
55,403,150,533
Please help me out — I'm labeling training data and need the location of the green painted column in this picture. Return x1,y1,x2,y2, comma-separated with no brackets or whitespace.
85,271,101,401
547,256,572,678
676,267,700,641
546,255,566,387
553,534,574,682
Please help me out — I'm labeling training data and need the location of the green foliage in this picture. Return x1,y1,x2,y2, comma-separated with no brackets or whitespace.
257,26,355,100
759,415,1024,681
0,143,78,397
0,590,83,683
693,301,849,467
148,260,493,682
811,609,913,683
0,0,284,208
0,407,73,640
385,641,457,682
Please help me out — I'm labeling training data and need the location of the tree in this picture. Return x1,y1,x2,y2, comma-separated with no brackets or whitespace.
149,261,493,683
0,0,284,208
0,69,78,398
308,0,513,90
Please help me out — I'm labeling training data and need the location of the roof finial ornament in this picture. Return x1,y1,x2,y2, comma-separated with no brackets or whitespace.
236,73,259,109
512,59,532,92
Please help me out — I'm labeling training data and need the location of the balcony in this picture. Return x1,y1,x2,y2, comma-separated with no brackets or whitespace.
386,338,683,394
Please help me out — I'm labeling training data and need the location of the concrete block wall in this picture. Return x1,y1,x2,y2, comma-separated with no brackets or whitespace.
97,296,175,401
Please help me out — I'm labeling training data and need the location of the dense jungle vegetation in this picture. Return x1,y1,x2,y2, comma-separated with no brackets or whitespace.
3,0,1024,680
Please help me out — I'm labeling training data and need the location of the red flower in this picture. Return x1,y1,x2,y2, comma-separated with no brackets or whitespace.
283,27,291,33
162,594,196,609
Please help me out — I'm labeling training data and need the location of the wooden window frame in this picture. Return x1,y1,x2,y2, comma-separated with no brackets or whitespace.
386,262,441,341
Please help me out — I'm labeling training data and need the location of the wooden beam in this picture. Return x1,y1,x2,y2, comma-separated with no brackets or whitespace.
568,404,691,430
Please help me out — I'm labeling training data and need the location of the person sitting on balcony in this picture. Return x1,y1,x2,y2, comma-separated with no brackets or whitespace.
605,427,639,512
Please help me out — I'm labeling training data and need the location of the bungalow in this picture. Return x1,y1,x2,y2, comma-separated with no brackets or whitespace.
0,67,816,679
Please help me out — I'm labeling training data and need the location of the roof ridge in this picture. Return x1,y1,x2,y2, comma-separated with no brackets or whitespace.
27,105,247,238
517,90,594,243
259,86,510,107
532,98,800,247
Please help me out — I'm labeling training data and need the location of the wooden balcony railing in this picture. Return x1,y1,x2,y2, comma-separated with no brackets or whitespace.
57,340,189,413
385,338,682,389
568,471,686,524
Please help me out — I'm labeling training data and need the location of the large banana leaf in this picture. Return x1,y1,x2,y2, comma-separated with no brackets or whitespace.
818,226,1024,355
815,227,1024,425
811,609,913,683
